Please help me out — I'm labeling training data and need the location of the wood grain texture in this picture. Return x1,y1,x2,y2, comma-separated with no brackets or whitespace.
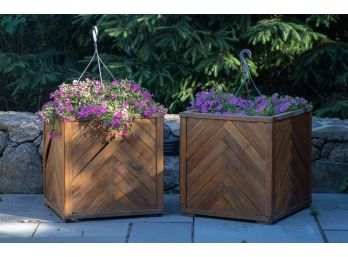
156,116,164,209
272,112,312,216
179,117,187,209
44,116,164,221
180,111,312,223
44,120,65,213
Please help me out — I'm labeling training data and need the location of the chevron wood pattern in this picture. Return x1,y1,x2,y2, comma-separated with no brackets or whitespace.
180,110,312,223
43,122,65,213
43,117,164,221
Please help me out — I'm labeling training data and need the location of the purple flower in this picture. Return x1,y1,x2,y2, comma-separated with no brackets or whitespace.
143,110,152,117
111,119,121,128
228,97,238,105
131,83,141,92
255,96,267,113
40,79,167,139
300,98,308,105
190,87,310,117
277,101,291,113
66,100,73,112
200,106,208,113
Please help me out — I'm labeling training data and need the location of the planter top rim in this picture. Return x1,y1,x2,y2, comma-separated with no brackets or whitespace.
179,106,313,122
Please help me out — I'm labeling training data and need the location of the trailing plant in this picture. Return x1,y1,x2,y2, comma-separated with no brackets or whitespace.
39,79,167,138
190,87,311,116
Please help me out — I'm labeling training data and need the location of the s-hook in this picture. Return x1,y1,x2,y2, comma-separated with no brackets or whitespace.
235,49,262,97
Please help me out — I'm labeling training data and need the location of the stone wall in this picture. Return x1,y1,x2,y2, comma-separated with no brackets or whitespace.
312,117,348,193
1,112,347,194
0,112,43,193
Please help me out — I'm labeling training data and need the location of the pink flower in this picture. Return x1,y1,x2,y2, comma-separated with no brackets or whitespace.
123,102,129,109
60,90,67,98
114,111,123,119
49,131,59,140
118,130,127,137
66,100,73,111
41,78,167,139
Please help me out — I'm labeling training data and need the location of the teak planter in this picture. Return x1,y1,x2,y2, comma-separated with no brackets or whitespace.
179,109,312,223
43,115,164,221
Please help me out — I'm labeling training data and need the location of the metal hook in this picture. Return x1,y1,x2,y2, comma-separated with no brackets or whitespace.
77,26,117,84
92,26,98,43
239,49,252,74
235,49,262,97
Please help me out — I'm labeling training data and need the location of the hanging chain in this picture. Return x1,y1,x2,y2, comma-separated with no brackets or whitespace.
77,26,116,83
235,49,262,97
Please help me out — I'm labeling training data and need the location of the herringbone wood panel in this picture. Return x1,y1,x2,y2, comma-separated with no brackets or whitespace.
181,111,312,222
44,117,163,220
273,114,311,214
186,118,267,216
70,119,157,214
44,122,65,212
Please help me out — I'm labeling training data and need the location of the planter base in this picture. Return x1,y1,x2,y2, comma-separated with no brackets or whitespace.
181,200,311,224
45,199,163,222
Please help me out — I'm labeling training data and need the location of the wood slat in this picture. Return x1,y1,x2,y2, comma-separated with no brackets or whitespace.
187,125,227,171
44,121,65,212
272,114,312,215
156,116,164,209
180,117,187,209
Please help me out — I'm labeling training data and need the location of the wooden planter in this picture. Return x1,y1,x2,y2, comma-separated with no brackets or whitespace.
43,115,164,221
179,109,312,223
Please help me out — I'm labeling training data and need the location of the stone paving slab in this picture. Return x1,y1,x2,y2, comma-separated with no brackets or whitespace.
101,214,192,224
0,223,38,239
0,194,61,223
164,194,180,214
1,193,348,243
311,193,348,210
324,230,348,243
129,222,192,243
1,194,44,205
0,237,120,243
194,209,323,243
34,222,129,243
316,210,348,230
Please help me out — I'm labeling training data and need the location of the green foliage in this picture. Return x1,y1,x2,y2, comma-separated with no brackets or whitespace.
246,18,329,69
339,178,348,193
306,15,340,28
292,42,348,93
314,99,348,120
1,14,348,116
91,15,246,111
0,15,87,111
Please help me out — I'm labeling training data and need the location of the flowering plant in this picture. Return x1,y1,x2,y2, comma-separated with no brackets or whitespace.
190,88,311,116
39,79,167,138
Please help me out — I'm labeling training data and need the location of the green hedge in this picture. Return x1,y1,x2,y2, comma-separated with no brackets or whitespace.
1,14,348,117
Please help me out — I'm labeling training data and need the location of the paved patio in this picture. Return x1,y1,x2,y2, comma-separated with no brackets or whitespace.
0,193,347,243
